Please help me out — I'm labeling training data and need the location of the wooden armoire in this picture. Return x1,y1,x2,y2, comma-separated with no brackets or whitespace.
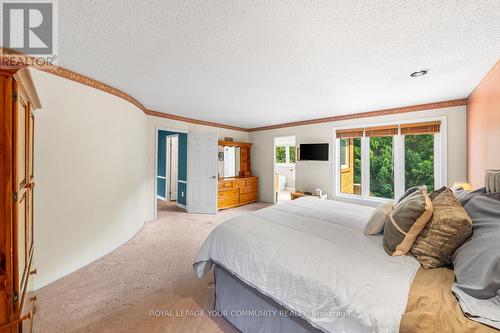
0,68,41,333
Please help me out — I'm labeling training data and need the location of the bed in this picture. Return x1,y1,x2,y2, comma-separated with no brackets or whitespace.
194,197,499,333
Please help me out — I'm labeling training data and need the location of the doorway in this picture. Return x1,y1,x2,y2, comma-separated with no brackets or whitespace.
156,128,188,217
166,135,179,201
274,136,296,203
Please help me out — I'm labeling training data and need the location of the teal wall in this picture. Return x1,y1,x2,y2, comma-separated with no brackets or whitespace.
157,130,187,206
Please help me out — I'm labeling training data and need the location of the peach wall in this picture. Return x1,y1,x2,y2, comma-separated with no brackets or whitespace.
467,60,500,188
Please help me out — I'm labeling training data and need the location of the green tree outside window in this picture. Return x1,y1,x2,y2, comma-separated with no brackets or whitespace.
289,146,296,163
353,139,362,184
369,136,394,198
339,133,436,199
275,146,286,163
405,134,434,191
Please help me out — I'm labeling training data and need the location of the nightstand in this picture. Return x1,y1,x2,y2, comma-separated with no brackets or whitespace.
291,191,328,200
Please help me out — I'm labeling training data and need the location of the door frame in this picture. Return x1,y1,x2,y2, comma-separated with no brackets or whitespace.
154,126,188,220
165,134,179,201
273,135,297,204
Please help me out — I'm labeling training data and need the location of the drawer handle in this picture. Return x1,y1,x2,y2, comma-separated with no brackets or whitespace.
30,268,37,275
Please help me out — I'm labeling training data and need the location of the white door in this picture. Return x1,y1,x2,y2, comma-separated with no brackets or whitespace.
187,133,218,214
167,135,179,201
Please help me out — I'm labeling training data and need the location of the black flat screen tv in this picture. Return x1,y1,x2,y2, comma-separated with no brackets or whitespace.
299,143,329,161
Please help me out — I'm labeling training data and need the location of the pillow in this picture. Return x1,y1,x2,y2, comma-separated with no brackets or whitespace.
482,191,500,202
485,170,500,193
451,195,500,329
383,188,433,256
397,185,426,204
452,187,486,206
428,185,446,200
411,188,472,269
364,201,395,235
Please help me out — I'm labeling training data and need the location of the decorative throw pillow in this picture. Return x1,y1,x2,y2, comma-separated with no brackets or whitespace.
397,185,426,204
383,188,433,256
428,185,446,201
485,170,500,193
364,201,395,235
411,188,472,269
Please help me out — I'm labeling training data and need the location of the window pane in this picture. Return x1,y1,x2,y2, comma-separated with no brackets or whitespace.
369,136,394,199
276,146,286,163
340,140,347,166
405,134,434,191
289,146,296,163
340,138,362,195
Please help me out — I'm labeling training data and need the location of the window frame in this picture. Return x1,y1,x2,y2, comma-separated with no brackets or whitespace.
275,144,296,166
339,139,350,169
333,116,447,205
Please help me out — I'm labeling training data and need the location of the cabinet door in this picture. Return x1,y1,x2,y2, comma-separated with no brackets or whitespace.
14,92,29,300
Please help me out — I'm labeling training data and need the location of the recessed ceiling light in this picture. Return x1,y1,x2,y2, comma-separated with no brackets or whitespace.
410,70,429,77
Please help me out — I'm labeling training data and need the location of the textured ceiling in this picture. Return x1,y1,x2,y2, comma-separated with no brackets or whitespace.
58,0,500,128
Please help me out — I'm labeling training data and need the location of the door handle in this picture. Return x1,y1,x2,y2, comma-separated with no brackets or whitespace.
210,176,216,179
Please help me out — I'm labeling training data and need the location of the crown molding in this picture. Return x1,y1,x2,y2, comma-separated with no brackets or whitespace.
145,109,249,132
1,48,147,111
248,99,468,132
0,49,468,134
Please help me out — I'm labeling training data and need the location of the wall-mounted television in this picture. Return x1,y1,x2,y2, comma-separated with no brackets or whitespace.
299,143,329,161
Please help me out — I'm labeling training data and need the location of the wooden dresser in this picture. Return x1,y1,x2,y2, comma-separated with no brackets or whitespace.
218,176,259,210
217,140,258,210
0,68,41,333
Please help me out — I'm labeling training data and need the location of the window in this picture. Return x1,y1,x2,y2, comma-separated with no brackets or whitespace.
339,138,362,195
289,145,296,163
275,145,296,165
370,136,394,199
335,119,444,201
404,134,434,191
340,139,348,167
276,146,286,164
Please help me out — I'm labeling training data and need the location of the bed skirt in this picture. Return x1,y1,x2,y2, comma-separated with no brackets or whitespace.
214,264,324,333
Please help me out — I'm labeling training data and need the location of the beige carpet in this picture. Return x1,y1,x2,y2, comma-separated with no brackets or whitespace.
33,200,270,333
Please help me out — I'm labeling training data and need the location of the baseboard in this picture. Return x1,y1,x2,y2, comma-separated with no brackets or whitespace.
177,203,186,210
157,195,167,201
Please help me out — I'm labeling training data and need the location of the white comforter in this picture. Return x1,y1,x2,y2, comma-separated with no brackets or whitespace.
194,198,420,333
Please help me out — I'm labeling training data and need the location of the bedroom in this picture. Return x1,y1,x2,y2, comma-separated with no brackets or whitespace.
0,1,499,332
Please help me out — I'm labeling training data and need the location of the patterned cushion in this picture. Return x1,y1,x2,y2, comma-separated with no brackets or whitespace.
411,187,472,269
383,188,433,256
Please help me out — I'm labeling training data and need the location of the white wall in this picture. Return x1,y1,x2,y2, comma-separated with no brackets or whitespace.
31,70,251,288
32,69,148,289
144,116,249,221
250,106,467,203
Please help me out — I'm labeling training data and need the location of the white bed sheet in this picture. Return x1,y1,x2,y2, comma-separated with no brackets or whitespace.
194,198,420,333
